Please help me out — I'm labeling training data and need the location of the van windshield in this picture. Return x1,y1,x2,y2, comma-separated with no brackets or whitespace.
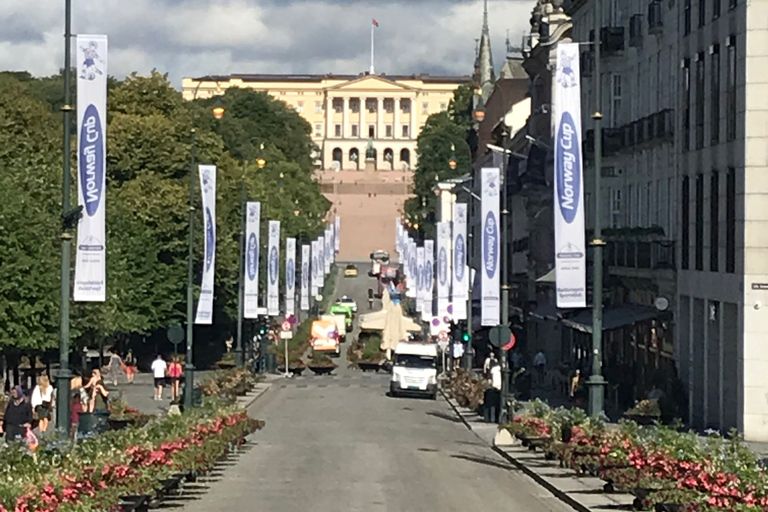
394,354,435,368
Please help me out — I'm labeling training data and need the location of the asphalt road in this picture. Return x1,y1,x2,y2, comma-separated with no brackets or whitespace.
175,269,573,512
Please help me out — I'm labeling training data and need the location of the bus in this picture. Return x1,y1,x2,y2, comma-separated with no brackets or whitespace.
369,250,390,277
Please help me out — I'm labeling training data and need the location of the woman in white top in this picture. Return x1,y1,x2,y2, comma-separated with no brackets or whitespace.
30,375,54,433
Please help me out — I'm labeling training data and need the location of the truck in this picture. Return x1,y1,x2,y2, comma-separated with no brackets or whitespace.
332,314,347,343
311,316,340,356
329,303,354,329
389,342,438,400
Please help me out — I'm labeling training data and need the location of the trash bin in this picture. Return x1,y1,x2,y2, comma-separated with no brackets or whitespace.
78,410,110,435
266,354,276,373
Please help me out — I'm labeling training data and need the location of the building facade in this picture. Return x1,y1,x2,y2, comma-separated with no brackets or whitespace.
181,73,470,171
568,0,768,440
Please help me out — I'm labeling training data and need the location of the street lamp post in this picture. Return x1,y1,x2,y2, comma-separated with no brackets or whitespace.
55,0,75,436
184,129,197,411
499,127,512,424
588,0,607,417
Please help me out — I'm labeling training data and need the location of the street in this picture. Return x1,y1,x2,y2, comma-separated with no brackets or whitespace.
176,265,573,512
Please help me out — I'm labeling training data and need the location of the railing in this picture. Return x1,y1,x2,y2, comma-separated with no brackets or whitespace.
606,240,675,270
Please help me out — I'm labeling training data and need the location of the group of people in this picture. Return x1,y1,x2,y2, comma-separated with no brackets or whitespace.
1,377,51,450
151,354,184,402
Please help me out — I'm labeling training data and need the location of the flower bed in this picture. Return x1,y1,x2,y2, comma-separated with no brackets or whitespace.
198,368,260,400
501,401,768,511
0,400,264,512
444,369,488,410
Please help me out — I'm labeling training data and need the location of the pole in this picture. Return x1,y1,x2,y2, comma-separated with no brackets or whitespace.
370,23,375,74
235,169,246,368
588,0,606,417
464,229,473,369
284,333,289,377
499,131,511,423
56,0,73,437
184,130,196,411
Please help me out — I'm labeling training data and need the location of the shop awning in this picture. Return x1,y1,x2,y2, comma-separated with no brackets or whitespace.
529,303,575,321
536,268,556,283
561,304,664,334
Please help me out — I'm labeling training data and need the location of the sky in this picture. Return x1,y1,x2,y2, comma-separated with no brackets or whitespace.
1,0,533,88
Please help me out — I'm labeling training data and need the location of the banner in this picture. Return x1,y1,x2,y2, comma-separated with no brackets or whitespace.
334,217,341,253
395,218,403,256
243,202,261,319
406,239,417,298
317,235,326,285
310,240,319,296
423,239,434,322
301,244,310,311
481,167,500,326
416,246,425,313
74,34,108,302
437,222,452,319
285,238,296,316
324,228,332,274
267,220,280,316
195,165,217,324
554,43,587,308
452,203,468,320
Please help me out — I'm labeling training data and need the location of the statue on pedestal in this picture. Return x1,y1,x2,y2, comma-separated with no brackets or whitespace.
365,139,376,160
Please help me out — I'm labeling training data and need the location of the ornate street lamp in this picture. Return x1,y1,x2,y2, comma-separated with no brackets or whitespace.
448,144,458,170
212,98,226,120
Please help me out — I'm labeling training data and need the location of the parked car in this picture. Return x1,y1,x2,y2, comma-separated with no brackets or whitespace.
335,296,358,313
344,264,358,277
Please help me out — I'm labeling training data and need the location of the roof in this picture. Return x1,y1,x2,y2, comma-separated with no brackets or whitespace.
500,57,527,80
395,342,438,357
191,73,472,85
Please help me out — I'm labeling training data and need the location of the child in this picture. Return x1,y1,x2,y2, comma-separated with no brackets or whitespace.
24,425,38,452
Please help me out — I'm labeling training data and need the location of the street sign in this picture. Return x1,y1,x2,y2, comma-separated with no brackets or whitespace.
167,325,184,344
489,325,512,348
438,331,449,342
501,332,517,352
281,321,291,332
280,331,293,339
437,340,449,351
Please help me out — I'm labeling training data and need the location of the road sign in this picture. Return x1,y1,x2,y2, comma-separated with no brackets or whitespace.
501,332,517,352
281,321,291,332
438,330,449,342
280,331,293,339
489,325,512,348
437,340,449,351
167,325,184,344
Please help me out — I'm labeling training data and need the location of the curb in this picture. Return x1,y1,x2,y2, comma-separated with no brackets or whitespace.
238,378,276,410
439,389,591,512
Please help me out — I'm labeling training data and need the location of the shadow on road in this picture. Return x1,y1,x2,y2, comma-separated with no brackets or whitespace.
450,453,519,471
426,410,462,423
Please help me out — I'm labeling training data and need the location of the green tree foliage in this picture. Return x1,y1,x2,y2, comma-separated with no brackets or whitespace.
0,70,329,352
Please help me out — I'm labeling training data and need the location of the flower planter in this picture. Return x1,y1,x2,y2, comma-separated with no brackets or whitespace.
277,366,306,376
108,418,134,431
119,495,150,512
357,361,381,372
309,366,336,375
624,413,660,426
217,361,237,370
654,505,681,512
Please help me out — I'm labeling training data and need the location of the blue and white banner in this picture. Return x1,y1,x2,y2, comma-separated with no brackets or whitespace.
452,203,468,320
481,167,500,326
243,202,261,319
267,220,280,316
317,235,326,285
423,239,435,322
416,246,425,313
437,222,452,319
285,238,296,316
301,244,310,311
310,240,320,296
334,217,341,254
554,43,587,308
395,218,403,256
406,239,417,298
74,34,108,302
195,165,217,324
324,228,332,274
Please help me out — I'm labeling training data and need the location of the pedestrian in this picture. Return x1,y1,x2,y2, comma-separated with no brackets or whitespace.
570,369,585,407
2,386,32,442
483,351,498,379
108,350,124,386
30,375,54,434
533,350,547,386
167,357,183,402
69,387,82,440
84,369,110,413
124,349,137,384
151,354,167,401
452,341,464,368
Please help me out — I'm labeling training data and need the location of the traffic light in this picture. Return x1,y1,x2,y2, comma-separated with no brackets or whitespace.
462,332,471,343
257,318,268,336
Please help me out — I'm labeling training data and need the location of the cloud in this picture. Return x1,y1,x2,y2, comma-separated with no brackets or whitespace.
1,0,533,88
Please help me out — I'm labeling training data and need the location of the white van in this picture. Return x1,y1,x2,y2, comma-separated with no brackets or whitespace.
389,342,438,399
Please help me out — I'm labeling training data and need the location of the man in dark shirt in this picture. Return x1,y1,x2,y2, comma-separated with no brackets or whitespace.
2,386,32,441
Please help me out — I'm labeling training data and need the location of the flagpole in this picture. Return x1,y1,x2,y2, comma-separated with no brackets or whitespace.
370,22,375,74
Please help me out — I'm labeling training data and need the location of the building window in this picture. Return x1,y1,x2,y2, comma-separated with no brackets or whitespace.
401,99,411,113
367,99,376,113
385,124,393,137
729,0,736,9
351,125,359,137
695,174,704,270
610,74,622,127
682,58,691,152
684,0,691,35
368,124,375,138
384,99,394,113
316,102,324,113
698,0,706,27
422,102,429,114
726,36,737,141
611,189,622,228
314,123,322,137
402,125,410,138
296,101,304,113
713,0,721,18
711,45,720,145
334,124,342,137
628,184,635,225
350,99,360,113
710,171,719,272
645,182,652,227
682,176,690,270
695,53,705,149
726,167,735,273
440,103,448,111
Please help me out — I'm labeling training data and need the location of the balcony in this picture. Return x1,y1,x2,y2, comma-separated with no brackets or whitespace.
580,51,594,77
629,14,644,47
588,27,626,55
648,0,663,35
607,239,675,271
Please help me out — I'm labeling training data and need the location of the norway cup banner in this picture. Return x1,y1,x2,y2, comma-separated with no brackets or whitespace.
324,228,332,274
416,246,425,313
285,238,296,316
74,34,108,302
481,167,500,326
423,239,435,322
267,221,280,316
407,239,417,298
452,203,468,320
437,222,452,319
554,43,587,308
195,165,217,324
301,244,310,311
334,217,341,253
310,240,319,296
243,202,261,319
395,218,403,256
317,235,326,286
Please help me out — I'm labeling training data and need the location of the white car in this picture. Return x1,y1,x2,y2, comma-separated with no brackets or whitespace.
335,296,358,313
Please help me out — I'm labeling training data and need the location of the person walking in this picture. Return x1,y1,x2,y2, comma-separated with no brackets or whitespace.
124,349,137,384
2,386,32,442
151,355,167,401
84,369,110,412
533,350,547,387
108,351,124,386
30,375,54,434
167,357,183,402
